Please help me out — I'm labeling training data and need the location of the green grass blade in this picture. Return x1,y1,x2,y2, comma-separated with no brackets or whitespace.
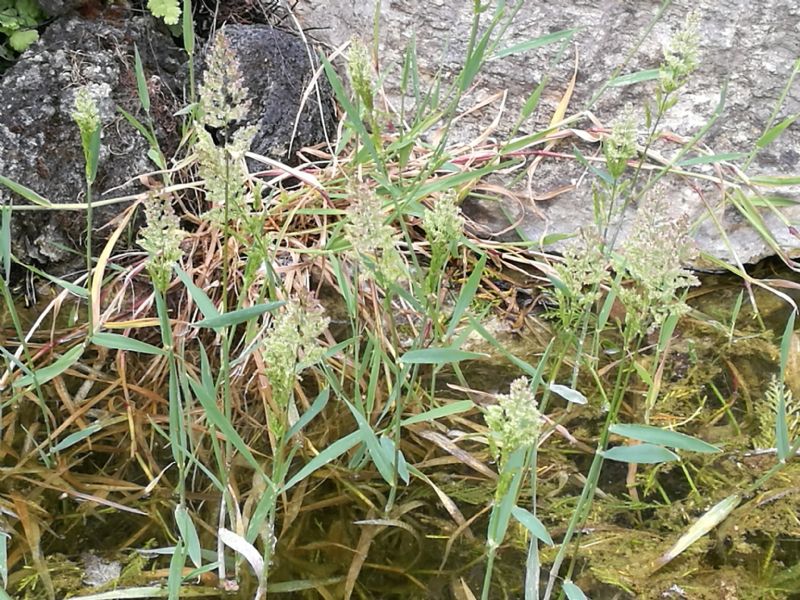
187,374,265,475
491,28,579,60
445,253,486,339
133,45,151,114
13,344,83,388
548,384,588,405
0,175,52,207
175,265,220,321
608,68,660,87
282,431,362,492
511,505,553,545
400,400,475,426
562,580,589,600
609,424,721,453
286,387,330,439
49,422,103,454
92,332,165,356
399,347,487,364
175,505,202,568
192,301,284,328
756,113,799,149
601,444,679,464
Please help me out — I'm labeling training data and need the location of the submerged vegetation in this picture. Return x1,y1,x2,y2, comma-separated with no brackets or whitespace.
2,1,800,599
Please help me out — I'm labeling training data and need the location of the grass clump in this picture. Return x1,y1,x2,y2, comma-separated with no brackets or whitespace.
2,3,800,600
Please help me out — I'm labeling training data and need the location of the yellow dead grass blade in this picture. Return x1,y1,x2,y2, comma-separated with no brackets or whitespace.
653,493,741,571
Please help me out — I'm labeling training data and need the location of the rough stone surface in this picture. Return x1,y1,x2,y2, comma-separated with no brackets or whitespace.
295,0,800,267
0,13,185,273
36,0,83,18
209,24,336,167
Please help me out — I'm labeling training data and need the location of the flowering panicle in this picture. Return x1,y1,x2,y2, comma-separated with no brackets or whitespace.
344,185,407,284
659,12,700,98
199,31,252,129
347,37,374,115
422,190,464,254
195,28,256,222
604,107,637,181
614,195,699,334
137,193,187,292
261,298,329,437
484,377,541,467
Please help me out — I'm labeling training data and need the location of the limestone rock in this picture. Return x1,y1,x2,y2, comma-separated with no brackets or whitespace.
295,0,800,267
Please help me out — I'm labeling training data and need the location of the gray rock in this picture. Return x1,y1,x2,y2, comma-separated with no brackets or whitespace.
36,0,83,18
0,13,185,273
206,24,336,167
295,0,800,266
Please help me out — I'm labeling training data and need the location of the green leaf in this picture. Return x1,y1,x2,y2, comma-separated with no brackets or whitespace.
511,505,553,545
187,375,265,476
286,388,330,439
282,431,362,493
400,400,475,427
608,68,660,87
562,580,589,600
133,45,151,114
13,344,84,388
174,266,219,322
757,113,799,148
167,540,185,600
750,175,800,186
445,253,486,339
609,424,721,453
601,444,680,464
399,347,487,364
49,422,103,454
677,152,747,167
9,28,37,52
192,302,284,328
182,0,194,55
174,505,202,569
0,175,52,207
343,399,395,485
92,332,165,356
147,0,181,25
491,28,579,60
549,383,587,405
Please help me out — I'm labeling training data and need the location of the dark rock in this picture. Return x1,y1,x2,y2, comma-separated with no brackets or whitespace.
36,0,83,18
208,24,336,168
0,13,185,273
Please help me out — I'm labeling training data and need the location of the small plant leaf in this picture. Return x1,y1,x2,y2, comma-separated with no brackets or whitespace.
549,383,587,405
92,332,165,356
677,152,746,166
13,344,84,388
49,422,103,454
609,424,721,454
511,505,553,546
282,431,362,493
219,528,264,578
492,28,578,60
192,301,284,328
608,68,660,87
0,175,52,207
757,113,799,149
174,505,202,568
562,580,589,600
601,444,679,464
655,494,741,570
399,347,487,364
401,400,475,426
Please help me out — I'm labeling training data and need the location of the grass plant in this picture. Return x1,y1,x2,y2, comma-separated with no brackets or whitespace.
2,1,800,599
